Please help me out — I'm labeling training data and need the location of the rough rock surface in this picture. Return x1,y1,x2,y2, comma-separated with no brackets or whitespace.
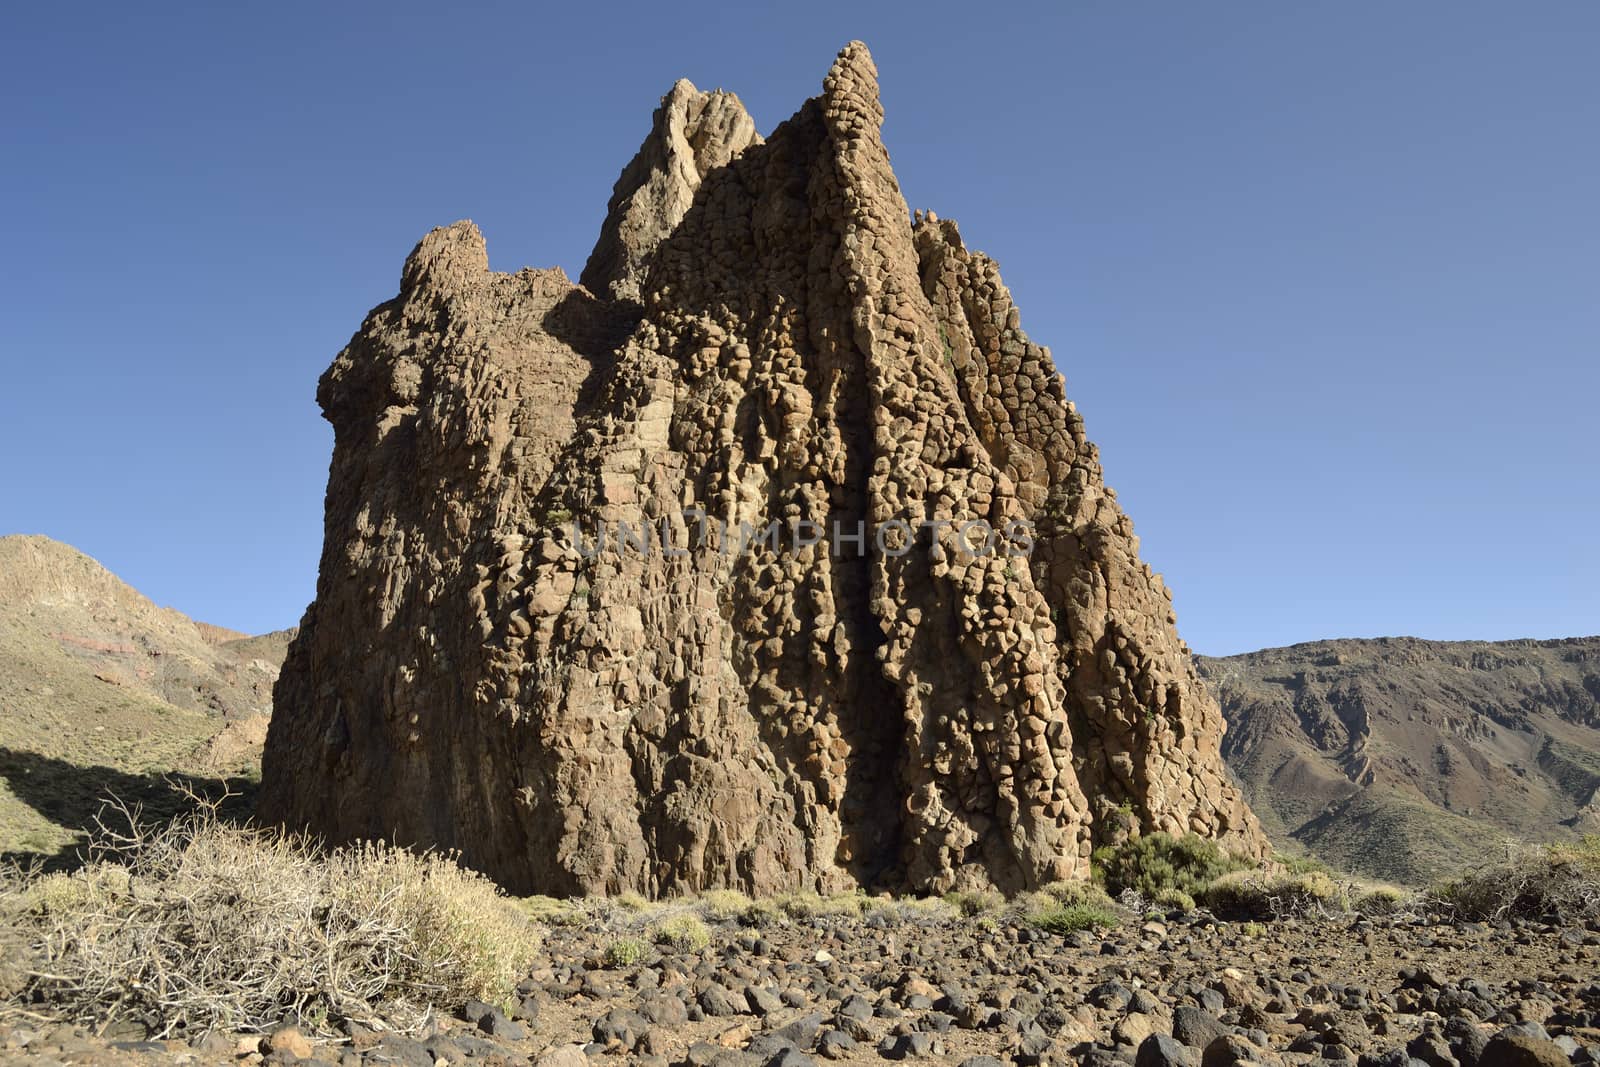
582,78,761,304
260,42,1265,896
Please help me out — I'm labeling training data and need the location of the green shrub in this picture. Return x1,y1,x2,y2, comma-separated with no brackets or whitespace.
1093,832,1253,900
1027,902,1118,934
603,936,649,967
650,913,711,952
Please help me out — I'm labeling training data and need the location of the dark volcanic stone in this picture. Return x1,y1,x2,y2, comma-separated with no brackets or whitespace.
1175,1007,1230,1051
1140,1034,1200,1067
879,1032,941,1059
364,1035,435,1067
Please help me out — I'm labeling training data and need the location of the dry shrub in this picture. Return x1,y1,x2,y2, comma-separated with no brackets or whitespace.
777,891,864,919
943,889,1003,917
1153,887,1197,912
611,891,649,912
602,936,649,967
738,898,785,927
1434,836,1600,921
649,913,710,951
1041,880,1117,910
1201,868,1344,917
696,889,751,922
0,799,541,1038
1353,884,1410,915
518,894,587,927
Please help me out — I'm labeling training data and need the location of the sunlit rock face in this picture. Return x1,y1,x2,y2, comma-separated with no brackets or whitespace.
259,42,1265,896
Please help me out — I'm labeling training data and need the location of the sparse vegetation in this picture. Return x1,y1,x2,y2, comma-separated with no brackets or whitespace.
1027,901,1119,934
650,912,711,951
777,891,865,919
603,935,649,967
1092,831,1253,901
0,799,541,1037
694,888,750,921
943,888,1003,916
1433,835,1600,921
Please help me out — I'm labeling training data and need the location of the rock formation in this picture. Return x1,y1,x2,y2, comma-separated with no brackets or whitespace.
260,42,1265,896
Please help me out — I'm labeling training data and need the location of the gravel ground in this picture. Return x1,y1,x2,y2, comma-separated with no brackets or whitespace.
2,905,1597,1067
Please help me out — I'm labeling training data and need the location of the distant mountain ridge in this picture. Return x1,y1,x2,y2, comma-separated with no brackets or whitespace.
0,534,293,860
1199,635,1600,884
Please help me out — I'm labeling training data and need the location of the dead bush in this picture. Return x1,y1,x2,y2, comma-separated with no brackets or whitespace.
1433,835,1600,922
0,798,541,1038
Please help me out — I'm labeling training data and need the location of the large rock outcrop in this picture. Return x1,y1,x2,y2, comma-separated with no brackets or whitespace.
259,42,1264,896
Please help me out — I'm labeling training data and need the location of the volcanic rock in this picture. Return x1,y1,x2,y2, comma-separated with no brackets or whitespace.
259,41,1265,895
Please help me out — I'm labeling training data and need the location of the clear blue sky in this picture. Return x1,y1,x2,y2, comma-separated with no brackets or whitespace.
3,2,1595,656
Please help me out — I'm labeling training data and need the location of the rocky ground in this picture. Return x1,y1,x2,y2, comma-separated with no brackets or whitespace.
3,905,1597,1067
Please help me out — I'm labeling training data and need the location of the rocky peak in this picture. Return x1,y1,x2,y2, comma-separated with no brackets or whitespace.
581,77,761,302
261,41,1265,897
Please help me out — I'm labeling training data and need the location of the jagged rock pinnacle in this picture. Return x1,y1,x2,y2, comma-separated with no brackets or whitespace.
260,42,1266,896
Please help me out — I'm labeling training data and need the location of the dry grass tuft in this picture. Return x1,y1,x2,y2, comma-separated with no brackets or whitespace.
777,891,865,920
943,889,1003,917
696,889,751,922
649,913,710,952
0,797,541,1038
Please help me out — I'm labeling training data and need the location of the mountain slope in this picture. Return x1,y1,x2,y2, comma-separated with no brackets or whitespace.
0,534,292,861
1199,635,1600,883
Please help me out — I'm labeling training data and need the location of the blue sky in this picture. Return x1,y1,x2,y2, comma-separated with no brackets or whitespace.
2,2,1595,656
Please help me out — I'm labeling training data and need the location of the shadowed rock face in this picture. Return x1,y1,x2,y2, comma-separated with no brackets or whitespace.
259,42,1264,896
